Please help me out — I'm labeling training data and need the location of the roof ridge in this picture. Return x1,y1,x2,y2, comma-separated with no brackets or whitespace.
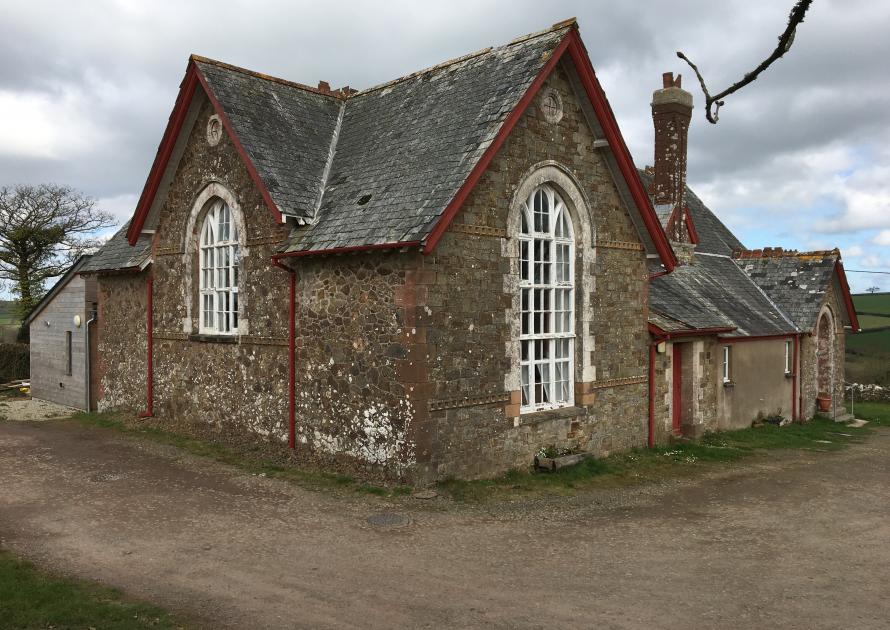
732,246,840,259
351,18,576,97
190,54,346,100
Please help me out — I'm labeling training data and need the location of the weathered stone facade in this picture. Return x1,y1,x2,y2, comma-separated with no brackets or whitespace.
95,272,147,412
415,64,650,479
799,282,846,419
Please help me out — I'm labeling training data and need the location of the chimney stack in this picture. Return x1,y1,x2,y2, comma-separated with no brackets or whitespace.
652,72,692,210
652,72,695,260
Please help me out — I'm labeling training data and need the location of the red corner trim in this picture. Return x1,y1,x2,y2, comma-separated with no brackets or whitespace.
127,60,282,245
835,260,860,332
421,28,677,272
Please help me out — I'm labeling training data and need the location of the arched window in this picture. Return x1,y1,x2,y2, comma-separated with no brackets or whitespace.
519,185,574,412
199,198,240,334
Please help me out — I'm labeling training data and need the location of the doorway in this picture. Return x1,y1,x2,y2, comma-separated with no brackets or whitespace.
672,342,693,436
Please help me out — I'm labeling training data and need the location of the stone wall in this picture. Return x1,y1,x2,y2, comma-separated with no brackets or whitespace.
799,281,847,419
417,62,650,479
293,253,420,477
147,97,290,443
95,272,147,412
650,337,719,443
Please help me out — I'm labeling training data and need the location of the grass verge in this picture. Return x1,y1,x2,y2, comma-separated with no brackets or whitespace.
70,411,411,498
0,549,184,629
440,408,890,502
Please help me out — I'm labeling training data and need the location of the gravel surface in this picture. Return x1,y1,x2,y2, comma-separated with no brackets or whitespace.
1,419,888,629
0,397,75,421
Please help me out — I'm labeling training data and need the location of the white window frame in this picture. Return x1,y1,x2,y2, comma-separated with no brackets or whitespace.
519,184,575,413
784,340,792,374
722,345,732,383
199,198,240,335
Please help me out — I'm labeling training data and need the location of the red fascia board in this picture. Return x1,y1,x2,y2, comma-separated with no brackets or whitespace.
649,322,735,338
835,260,860,332
127,69,199,245
684,208,699,245
127,61,283,245
421,32,573,255
421,29,676,272
565,35,677,272
193,65,283,226
273,240,422,259
717,333,796,343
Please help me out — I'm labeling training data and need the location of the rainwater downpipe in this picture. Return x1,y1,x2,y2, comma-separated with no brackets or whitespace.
648,334,667,449
139,276,154,418
84,306,97,412
271,256,297,449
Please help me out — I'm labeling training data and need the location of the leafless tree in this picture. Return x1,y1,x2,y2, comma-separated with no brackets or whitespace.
0,184,114,314
677,0,814,123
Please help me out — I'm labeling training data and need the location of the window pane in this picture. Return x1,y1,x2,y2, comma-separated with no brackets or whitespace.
521,365,530,407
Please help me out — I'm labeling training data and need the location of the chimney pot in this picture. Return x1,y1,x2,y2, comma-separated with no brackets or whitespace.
662,72,673,88
318,81,331,92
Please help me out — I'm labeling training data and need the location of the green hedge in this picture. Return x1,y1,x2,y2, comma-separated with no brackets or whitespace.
0,343,29,383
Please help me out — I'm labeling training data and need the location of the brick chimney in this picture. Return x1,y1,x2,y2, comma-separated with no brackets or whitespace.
652,72,695,262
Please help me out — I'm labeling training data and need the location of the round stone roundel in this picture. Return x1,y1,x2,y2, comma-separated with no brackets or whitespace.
540,87,563,124
206,114,223,146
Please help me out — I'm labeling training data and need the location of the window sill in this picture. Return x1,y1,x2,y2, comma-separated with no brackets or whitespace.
518,406,585,426
188,333,238,344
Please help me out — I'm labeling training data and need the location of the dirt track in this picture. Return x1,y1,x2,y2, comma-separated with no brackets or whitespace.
1,419,888,629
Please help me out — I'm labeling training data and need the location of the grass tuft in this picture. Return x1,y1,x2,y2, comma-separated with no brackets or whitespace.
0,549,184,629
439,412,886,502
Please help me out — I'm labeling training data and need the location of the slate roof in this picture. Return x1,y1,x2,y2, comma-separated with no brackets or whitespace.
195,59,344,221
279,23,573,252
80,222,152,274
638,170,744,256
649,253,797,337
733,249,840,331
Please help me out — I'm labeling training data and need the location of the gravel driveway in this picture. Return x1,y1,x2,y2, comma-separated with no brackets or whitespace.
1,419,888,629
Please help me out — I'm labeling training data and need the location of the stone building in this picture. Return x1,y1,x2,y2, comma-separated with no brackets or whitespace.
25,255,98,410
644,74,859,442
80,19,857,481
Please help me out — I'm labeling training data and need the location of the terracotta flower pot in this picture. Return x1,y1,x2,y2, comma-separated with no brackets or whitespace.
816,394,831,412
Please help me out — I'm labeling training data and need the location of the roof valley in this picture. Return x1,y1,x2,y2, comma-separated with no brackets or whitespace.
312,101,346,222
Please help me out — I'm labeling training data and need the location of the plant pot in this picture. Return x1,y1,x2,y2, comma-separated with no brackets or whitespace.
816,394,831,412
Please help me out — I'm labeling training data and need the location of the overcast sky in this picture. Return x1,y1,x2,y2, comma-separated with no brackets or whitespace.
2,0,888,292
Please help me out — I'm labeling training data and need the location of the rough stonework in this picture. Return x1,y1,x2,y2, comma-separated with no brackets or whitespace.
94,273,147,412
419,64,649,479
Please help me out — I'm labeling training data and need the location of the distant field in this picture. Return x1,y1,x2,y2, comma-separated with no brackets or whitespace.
847,293,890,386
0,300,19,325
857,313,890,330
852,292,890,316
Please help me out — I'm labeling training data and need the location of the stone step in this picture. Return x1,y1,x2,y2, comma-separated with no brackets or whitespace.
815,411,855,423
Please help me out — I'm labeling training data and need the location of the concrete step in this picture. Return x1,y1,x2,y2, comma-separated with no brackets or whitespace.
815,411,855,423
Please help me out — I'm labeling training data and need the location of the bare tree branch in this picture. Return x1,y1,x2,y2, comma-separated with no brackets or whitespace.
677,0,814,123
